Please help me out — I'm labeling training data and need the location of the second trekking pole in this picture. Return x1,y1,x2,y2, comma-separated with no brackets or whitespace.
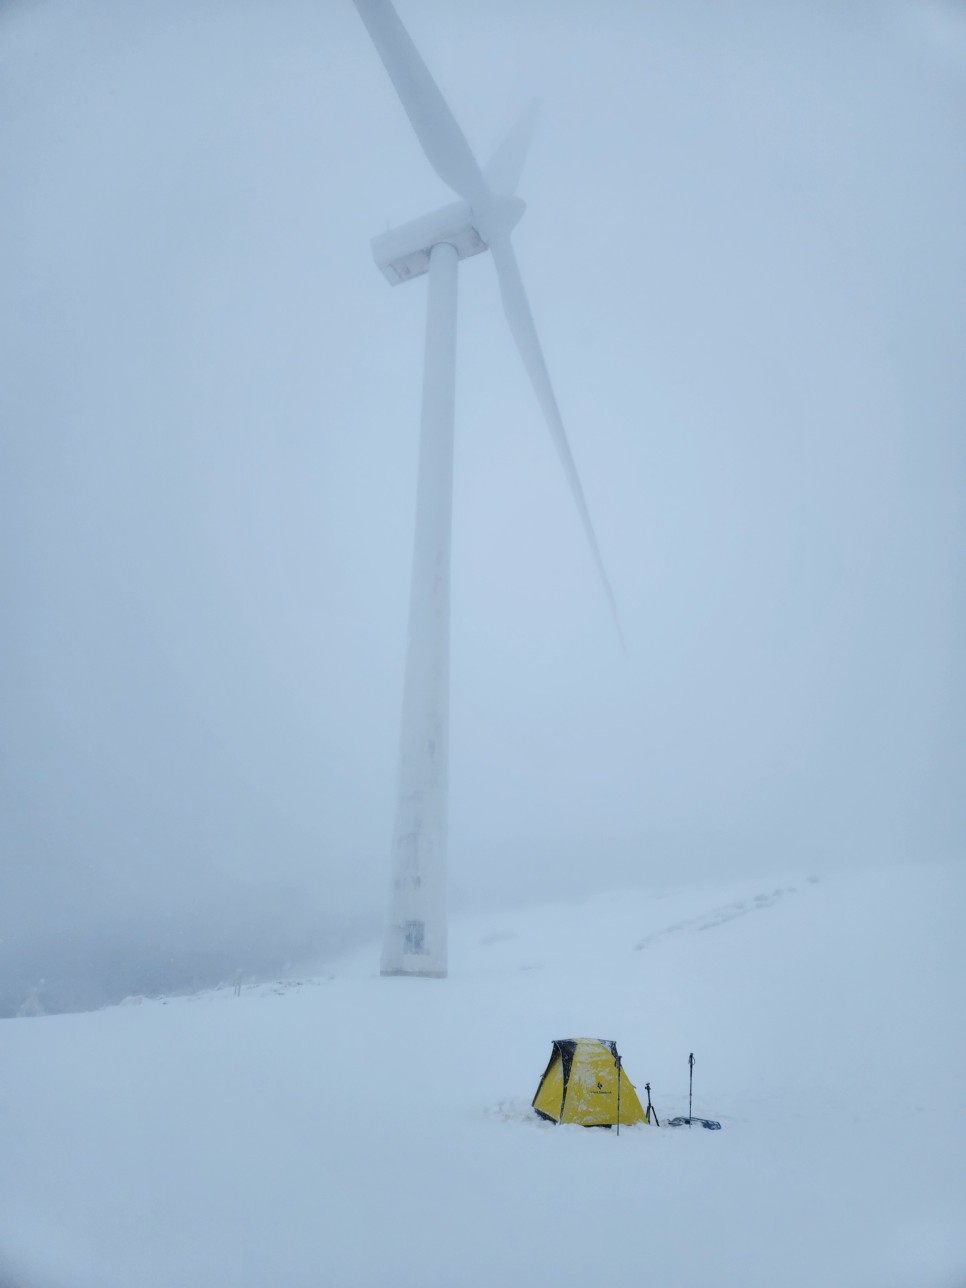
615,1053,622,1137
688,1052,695,1126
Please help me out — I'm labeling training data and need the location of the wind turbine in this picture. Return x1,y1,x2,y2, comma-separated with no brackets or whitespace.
353,0,621,978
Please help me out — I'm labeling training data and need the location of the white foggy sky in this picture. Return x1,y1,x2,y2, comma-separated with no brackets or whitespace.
2,0,964,946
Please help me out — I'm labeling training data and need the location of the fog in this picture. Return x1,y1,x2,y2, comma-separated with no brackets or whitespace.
2,0,963,1014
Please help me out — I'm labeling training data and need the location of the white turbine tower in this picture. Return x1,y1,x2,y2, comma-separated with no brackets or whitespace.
354,0,621,978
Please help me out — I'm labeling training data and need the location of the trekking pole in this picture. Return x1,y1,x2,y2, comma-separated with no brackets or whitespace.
615,1053,622,1137
688,1052,695,1126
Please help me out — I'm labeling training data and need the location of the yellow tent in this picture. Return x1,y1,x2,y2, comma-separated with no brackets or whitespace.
532,1038,649,1127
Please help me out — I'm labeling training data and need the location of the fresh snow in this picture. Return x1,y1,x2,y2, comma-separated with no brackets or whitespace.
2,863,964,1288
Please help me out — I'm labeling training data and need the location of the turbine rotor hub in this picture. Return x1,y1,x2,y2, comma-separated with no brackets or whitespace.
474,194,526,244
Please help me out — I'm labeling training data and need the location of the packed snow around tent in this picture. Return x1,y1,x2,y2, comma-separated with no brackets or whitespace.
2,863,964,1288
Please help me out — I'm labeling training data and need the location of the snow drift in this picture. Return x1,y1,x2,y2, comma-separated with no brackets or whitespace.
2,862,963,1288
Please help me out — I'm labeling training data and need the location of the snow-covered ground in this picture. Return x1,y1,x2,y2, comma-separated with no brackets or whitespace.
3,862,964,1288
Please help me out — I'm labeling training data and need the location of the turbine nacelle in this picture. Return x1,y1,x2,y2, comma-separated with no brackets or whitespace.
371,195,525,286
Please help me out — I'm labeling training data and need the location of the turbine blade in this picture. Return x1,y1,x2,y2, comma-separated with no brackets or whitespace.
484,101,540,197
353,0,488,207
489,234,625,648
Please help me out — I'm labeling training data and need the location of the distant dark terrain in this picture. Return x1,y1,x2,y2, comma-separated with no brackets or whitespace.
1,876,372,1018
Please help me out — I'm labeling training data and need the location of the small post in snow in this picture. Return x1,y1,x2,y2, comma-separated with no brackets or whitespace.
645,1081,660,1126
688,1052,695,1126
